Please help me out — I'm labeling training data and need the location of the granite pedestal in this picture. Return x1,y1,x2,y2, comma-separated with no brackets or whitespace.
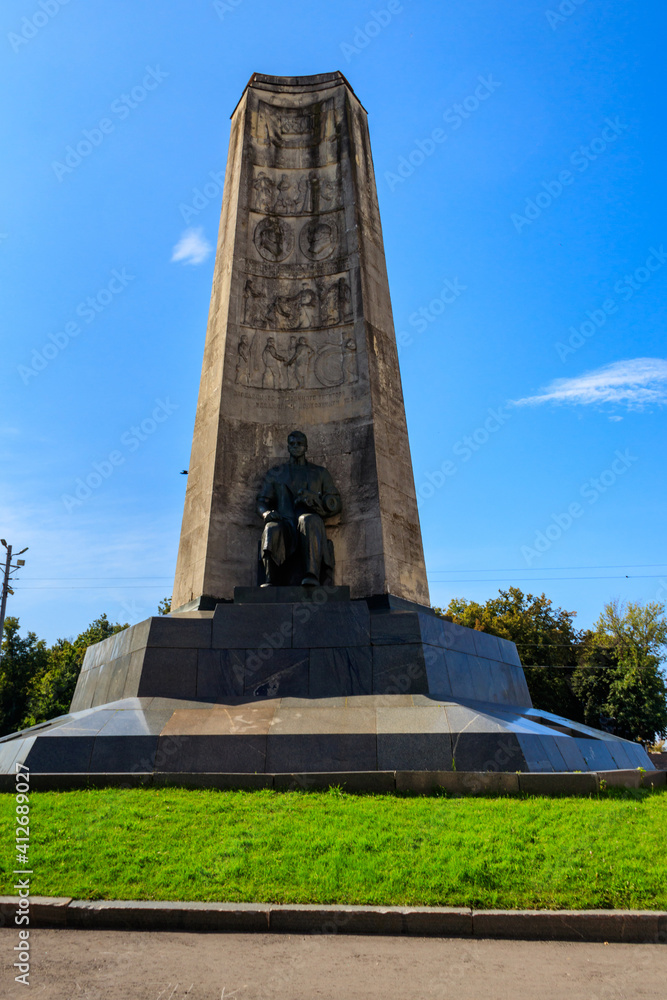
0,590,654,779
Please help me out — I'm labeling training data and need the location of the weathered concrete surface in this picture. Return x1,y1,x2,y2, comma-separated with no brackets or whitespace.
1,929,665,1000
172,71,429,608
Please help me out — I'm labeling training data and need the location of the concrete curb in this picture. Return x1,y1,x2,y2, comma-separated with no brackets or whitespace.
0,898,665,941
0,768,664,795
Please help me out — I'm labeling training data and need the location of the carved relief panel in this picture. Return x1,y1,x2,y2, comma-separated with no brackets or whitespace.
250,164,343,216
233,327,358,392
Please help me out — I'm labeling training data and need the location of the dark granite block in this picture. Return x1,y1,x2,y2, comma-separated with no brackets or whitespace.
435,620,478,654
442,651,477,700
309,647,372,697
469,656,495,703
553,737,588,772
9,737,37,772
414,613,449,647
128,617,152,653
372,644,428,695
510,666,532,706
576,739,618,772
244,649,309,699
539,737,569,772
483,661,516,705
89,735,159,773
122,650,146,699
423,645,453,697
70,666,98,712
603,741,635,770
212,604,293,649
365,594,434,614
104,654,131,705
452,733,527,773
496,636,522,667
104,627,134,662
41,709,118,736
292,601,370,648
136,648,198,700
377,733,453,771
472,631,502,661
197,649,245,699
91,660,116,708
266,733,377,772
517,735,555,772
96,708,174,736
445,704,506,734
623,742,652,768
25,735,95,773
234,585,350,603
147,616,212,649
157,734,267,773
370,611,421,645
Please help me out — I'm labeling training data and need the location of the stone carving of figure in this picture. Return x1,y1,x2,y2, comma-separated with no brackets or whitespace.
286,336,298,389
253,172,274,213
235,334,250,385
297,285,318,329
243,278,264,327
274,174,293,214
300,219,336,261
254,217,292,261
257,430,342,587
343,338,358,384
324,276,352,326
288,336,314,388
262,337,286,388
296,170,319,214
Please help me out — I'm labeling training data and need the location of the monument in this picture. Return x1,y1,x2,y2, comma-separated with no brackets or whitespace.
170,70,429,612
0,73,656,787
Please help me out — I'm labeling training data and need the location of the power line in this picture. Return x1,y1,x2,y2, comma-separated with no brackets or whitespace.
431,562,667,573
428,575,666,582
19,563,667,583
13,574,667,591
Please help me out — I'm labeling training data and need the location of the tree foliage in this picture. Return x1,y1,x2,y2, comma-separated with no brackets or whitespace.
436,587,586,720
0,617,49,736
0,614,128,736
572,600,667,744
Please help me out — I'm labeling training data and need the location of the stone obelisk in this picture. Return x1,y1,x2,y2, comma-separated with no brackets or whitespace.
172,72,429,610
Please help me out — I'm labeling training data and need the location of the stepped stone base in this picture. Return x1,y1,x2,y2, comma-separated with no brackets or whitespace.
0,591,654,776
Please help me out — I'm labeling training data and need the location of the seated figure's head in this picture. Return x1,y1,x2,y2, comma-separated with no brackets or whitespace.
287,430,308,460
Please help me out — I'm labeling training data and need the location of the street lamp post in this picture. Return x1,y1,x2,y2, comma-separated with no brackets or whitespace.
0,540,28,657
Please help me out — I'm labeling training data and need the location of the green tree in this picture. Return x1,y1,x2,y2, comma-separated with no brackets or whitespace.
0,617,49,736
157,596,172,615
436,587,586,719
572,600,667,744
20,613,128,730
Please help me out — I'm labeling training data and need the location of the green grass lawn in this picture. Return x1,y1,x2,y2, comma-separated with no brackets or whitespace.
2,787,665,910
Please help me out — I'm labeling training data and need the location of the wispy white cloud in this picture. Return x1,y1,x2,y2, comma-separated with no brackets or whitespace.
170,227,213,266
511,358,667,411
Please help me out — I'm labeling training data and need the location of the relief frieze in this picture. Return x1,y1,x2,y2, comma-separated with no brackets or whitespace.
250,165,342,216
254,98,339,149
241,272,353,331
232,327,358,392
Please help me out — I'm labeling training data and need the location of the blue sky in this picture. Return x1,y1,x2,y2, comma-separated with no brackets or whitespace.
2,0,666,644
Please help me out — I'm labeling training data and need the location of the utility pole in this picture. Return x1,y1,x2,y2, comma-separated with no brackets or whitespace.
0,539,28,657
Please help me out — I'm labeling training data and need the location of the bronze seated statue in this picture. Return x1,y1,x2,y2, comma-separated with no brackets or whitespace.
256,430,341,587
